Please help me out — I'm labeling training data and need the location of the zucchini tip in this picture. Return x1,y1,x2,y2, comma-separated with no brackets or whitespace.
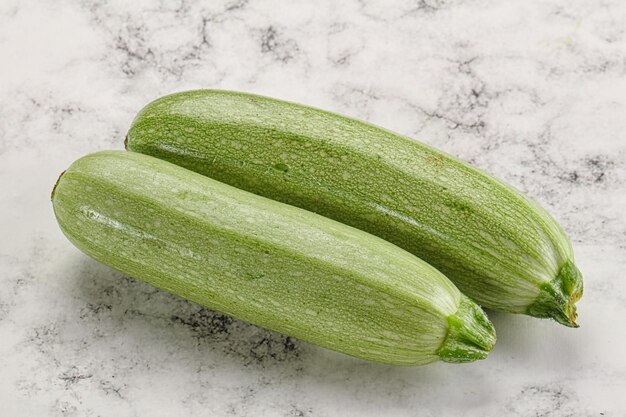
51,170,66,201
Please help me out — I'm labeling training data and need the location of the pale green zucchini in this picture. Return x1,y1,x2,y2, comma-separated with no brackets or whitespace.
52,151,495,365
126,90,583,327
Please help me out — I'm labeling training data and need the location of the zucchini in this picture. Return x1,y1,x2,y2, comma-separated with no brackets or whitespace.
126,90,583,327
51,151,495,365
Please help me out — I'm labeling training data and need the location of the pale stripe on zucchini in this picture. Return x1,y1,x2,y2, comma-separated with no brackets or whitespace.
126,90,583,327
52,151,496,365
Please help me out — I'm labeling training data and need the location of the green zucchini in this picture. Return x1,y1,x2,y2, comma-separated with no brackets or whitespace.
126,90,583,327
52,151,495,365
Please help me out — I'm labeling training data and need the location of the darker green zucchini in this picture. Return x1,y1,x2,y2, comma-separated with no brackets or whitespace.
126,90,583,326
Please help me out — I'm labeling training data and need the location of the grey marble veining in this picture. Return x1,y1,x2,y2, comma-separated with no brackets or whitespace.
1,0,625,415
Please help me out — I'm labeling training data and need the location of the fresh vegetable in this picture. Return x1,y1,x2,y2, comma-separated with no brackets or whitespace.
52,151,495,365
126,90,583,326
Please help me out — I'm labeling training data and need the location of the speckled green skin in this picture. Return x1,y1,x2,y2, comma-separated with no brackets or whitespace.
126,90,583,327
52,151,495,365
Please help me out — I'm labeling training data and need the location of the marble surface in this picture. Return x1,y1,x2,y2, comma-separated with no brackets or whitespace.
1,0,625,415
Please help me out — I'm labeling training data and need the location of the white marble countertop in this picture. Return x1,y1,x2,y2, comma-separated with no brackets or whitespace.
1,0,625,416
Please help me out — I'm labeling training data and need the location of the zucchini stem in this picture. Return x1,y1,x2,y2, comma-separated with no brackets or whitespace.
437,296,496,363
526,260,583,327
